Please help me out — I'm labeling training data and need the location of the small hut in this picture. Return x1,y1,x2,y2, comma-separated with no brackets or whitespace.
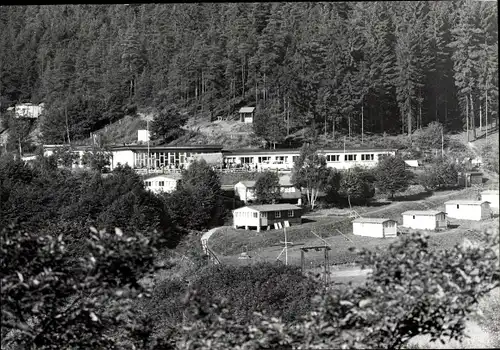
401,210,447,231
238,107,255,123
444,200,491,221
352,218,397,238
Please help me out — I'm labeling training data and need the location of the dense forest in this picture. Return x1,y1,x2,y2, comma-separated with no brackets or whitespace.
0,2,498,145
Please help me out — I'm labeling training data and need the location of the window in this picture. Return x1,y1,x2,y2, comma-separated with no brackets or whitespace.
413,215,415,219
344,154,356,161
292,156,300,163
159,181,165,187
261,212,267,218
361,154,374,161
457,204,460,209
288,210,294,217
275,211,281,218
253,212,258,218
145,181,151,187
326,154,340,162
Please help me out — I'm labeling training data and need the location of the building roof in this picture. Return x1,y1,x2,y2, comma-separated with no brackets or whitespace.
236,177,295,188
239,107,255,113
143,174,182,181
235,204,301,212
481,190,499,195
281,192,302,199
237,180,257,188
111,144,224,151
352,217,396,224
445,200,490,205
223,147,397,155
401,210,445,216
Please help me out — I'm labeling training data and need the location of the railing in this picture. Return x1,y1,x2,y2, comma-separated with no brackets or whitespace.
205,247,221,265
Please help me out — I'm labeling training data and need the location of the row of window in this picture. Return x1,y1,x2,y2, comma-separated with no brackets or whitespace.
145,181,166,187
234,210,295,218
236,153,382,164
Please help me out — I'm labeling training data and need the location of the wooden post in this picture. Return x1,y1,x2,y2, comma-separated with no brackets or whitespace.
325,248,330,286
301,249,305,273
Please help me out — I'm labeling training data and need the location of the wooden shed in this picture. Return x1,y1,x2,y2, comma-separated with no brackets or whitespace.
401,210,447,231
444,200,491,221
352,218,397,238
481,190,499,211
233,204,301,232
458,172,483,187
238,107,255,123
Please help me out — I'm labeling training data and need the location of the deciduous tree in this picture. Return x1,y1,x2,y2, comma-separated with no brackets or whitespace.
254,171,280,204
291,144,330,209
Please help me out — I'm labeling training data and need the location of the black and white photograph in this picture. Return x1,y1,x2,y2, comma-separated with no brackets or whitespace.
1,2,499,349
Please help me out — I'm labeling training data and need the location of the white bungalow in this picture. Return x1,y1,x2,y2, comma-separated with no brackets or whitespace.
401,210,447,231
444,200,491,221
233,204,302,232
352,218,397,238
144,174,181,194
481,190,499,211
234,175,301,204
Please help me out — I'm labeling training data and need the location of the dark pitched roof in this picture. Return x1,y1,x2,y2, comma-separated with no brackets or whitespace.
236,204,301,212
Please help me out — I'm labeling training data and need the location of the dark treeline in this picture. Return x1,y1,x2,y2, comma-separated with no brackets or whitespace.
0,2,497,144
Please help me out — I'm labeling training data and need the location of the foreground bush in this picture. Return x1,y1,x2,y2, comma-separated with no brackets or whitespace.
146,263,319,333
175,230,500,349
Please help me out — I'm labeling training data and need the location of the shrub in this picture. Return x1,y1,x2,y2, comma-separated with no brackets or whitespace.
418,157,460,191
175,230,500,349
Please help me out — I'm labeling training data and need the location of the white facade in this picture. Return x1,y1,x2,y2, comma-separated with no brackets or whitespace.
234,176,301,203
444,200,491,221
401,211,447,231
233,207,262,230
14,103,44,119
225,149,396,171
144,175,180,194
111,149,135,169
138,129,150,142
481,191,499,211
235,181,256,203
352,218,397,238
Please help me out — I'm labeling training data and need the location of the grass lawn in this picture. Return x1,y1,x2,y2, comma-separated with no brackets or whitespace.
210,187,481,259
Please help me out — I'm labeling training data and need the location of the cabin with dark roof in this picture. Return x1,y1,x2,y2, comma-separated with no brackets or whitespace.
238,106,255,123
232,204,302,232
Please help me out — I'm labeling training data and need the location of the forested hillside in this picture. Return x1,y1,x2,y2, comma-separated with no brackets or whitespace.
0,2,497,147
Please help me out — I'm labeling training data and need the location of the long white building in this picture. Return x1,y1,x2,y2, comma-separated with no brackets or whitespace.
42,144,397,172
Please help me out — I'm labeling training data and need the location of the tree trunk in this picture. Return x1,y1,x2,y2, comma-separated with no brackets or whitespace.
470,93,476,140
255,69,258,105
407,105,412,138
332,117,335,140
348,114,351,138
466,96,469,142
287,97,290,136
479,102,482,132
65,103,71,145
361,103,364,144
485,89,488,138
435,95,438,122
444,94,448,125
242,55,245,98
